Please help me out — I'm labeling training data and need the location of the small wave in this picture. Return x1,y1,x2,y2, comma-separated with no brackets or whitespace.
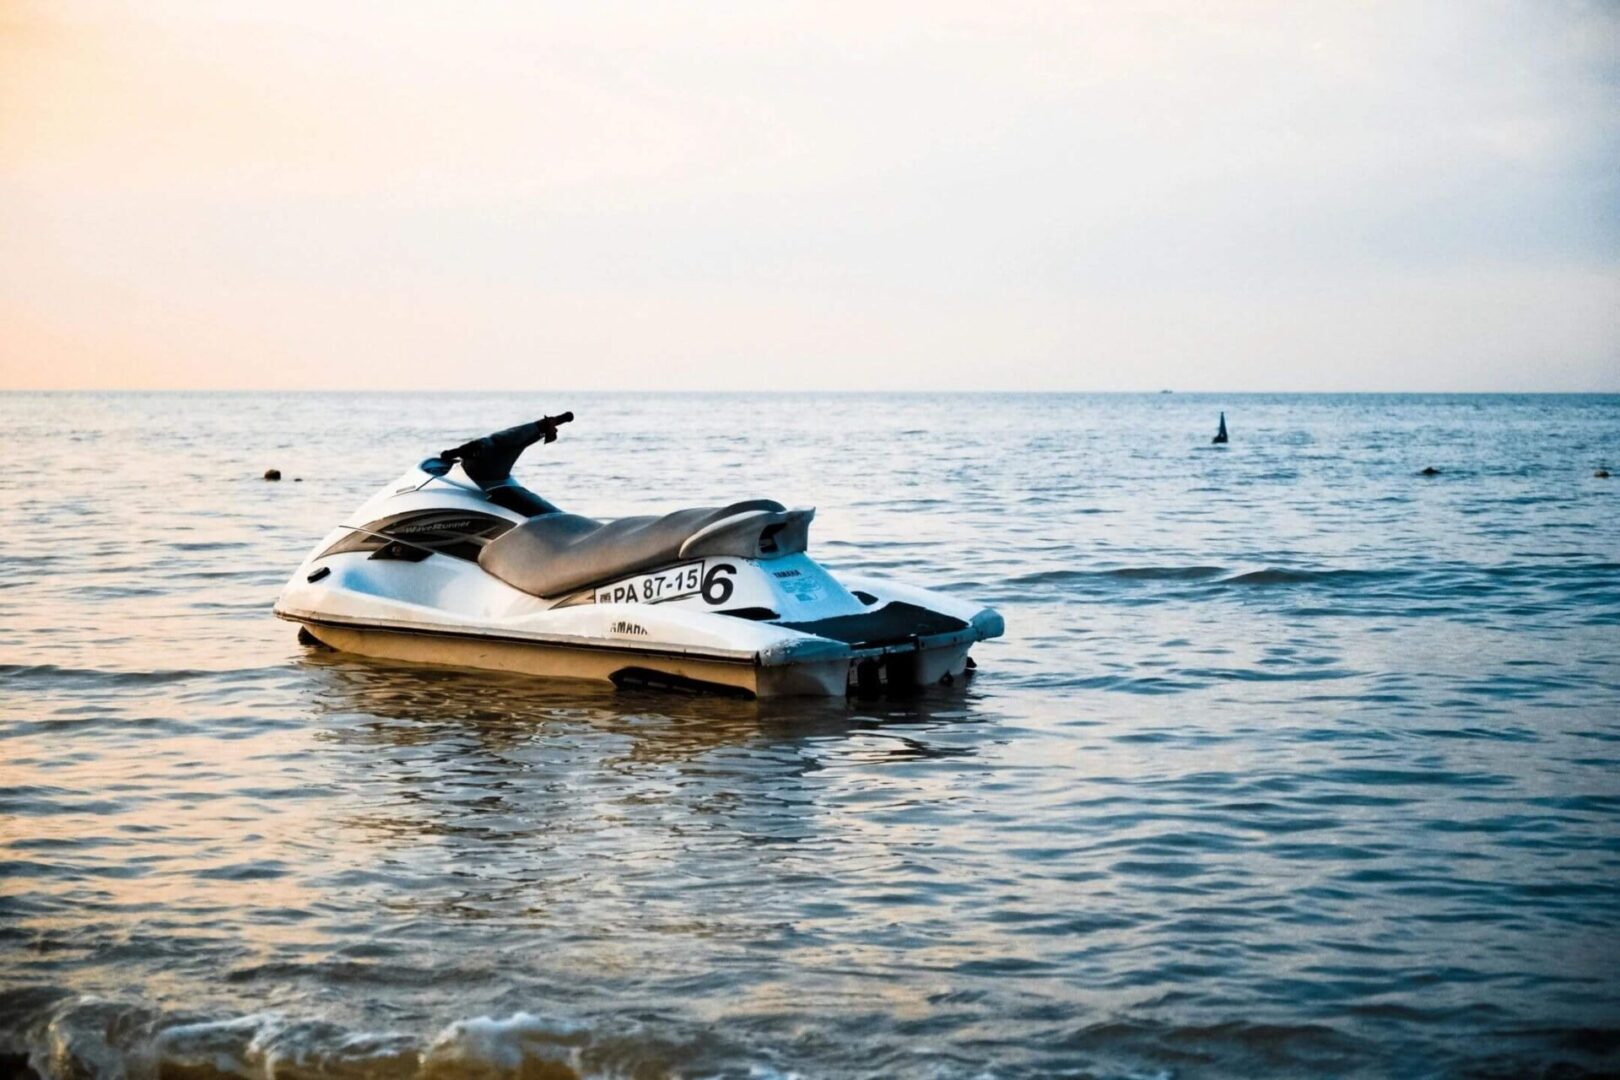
1009,566,1226,585
1008,565,1428,590
1220,568,1401,587
422,1013,588,1077
144,1013,424,1080
1057,1017,1358,1072
1107,566,1228,581
169,540,249,552
0,664,258,688
1,999,739,1080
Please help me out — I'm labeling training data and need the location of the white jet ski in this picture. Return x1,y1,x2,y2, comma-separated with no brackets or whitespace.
274,414,1004,697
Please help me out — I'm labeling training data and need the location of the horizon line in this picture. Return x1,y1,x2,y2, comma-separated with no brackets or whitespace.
4,388,1619,397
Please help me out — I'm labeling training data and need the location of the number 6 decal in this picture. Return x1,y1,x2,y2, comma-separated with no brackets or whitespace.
701,562,736,604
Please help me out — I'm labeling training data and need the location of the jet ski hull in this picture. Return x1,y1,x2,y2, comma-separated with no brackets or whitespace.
283,613,978,697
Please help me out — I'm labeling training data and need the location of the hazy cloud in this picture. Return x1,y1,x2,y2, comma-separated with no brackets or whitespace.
2,0,1616,389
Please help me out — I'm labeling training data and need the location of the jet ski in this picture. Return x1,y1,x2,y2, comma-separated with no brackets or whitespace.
273,413,1004,697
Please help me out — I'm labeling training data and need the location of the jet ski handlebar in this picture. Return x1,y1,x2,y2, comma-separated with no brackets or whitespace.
437,412,573,488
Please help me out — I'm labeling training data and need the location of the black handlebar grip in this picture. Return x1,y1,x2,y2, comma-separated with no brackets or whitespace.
439,412,574,484
537,412,572,444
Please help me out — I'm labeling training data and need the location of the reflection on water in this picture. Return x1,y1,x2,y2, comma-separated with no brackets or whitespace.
301,656,993,898
2,391,1618,1078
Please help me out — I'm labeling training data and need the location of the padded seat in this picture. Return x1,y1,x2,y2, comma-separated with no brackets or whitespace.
479,499,790,598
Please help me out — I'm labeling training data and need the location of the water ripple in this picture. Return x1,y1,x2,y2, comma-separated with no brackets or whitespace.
0,391,1617,1078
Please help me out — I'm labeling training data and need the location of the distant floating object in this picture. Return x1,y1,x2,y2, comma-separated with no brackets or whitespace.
1212,412,1229,444
1420,466,1441,476
1160,389,1173,394
263,468,282,481
1597,469,1612,479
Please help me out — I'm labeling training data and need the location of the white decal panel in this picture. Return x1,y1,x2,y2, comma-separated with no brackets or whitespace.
772,566,824,605
595,561,705,606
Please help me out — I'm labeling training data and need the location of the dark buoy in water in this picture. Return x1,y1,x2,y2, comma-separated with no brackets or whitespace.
1597,469,1611,479
1212,412,1229,444
1420,466,1441,476
263,468,282,481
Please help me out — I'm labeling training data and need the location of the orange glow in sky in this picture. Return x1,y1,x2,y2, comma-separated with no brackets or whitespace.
2,1,1617,391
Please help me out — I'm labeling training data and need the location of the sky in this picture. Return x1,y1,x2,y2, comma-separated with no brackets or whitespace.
1,1,1617,391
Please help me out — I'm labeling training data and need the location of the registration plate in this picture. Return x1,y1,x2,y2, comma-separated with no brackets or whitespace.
595,561,704,605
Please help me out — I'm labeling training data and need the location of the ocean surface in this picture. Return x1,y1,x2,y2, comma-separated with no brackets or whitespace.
2,391,1618,1080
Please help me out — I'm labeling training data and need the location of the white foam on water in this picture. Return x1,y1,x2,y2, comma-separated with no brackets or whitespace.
151,1011,287,1076
40,996,162,1080
419,1012,589,1079
743,1066,803,1080
21,999,622,1080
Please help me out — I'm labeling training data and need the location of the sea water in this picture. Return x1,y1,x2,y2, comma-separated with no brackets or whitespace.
1,392,1617,1078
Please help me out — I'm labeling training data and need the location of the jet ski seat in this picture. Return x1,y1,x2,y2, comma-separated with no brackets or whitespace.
478,499,814,598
